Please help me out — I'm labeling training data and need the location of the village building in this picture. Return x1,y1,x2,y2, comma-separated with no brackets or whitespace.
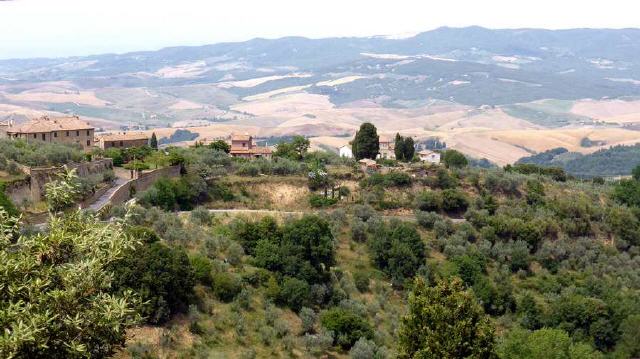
339,144,353,158
229,134,272,159
5,116,95,150
378,136,396,160
95,132,150,150
0,120,13,138
418,149,441,164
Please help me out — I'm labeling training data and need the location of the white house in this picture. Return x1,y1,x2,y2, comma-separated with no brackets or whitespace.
339,145,353,158
418,150,441,164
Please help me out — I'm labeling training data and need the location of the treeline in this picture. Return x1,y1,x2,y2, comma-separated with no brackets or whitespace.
517,144,640,177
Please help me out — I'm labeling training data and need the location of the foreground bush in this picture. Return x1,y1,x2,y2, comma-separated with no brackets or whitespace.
0,209,141,358
110,242,195,324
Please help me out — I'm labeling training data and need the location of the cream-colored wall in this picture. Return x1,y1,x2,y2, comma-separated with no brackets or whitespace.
7,129,94,150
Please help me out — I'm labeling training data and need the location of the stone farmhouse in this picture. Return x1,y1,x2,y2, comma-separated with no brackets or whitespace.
229,134,272,159
418,149,441,164
5,116,95,150
96,132,150,150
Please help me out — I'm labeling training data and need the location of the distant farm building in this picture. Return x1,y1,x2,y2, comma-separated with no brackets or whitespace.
378,136,395,160
96,132,150,150
418,150,441,164
5,116,95,150
229,134,272,159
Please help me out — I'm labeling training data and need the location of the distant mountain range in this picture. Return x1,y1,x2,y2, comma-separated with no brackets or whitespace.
1,26,640,107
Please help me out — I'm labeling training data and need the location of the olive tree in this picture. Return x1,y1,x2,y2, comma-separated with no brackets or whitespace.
0,205,142,358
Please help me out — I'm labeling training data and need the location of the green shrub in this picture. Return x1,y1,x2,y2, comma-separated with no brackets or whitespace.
277,277,311,312
0,183,18,217
441,189,469,213
353,272,370,293
110,242,195,324
415,211,440,229
190,255,214,286
415,190,443,212
212,272,243,302
320,308,374,349
309,194,338,208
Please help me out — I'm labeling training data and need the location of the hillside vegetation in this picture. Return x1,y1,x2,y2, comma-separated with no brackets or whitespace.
3,135,640,358
517,144,640,178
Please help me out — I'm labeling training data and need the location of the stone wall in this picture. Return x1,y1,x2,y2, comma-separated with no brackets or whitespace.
105,165,181,208
6,159,114,203
4,179,31,207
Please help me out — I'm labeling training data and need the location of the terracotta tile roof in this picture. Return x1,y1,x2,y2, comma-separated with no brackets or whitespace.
7,116,94,134
378,136,392,143
231,134,252,141
97,132,149,142
230,146,272,155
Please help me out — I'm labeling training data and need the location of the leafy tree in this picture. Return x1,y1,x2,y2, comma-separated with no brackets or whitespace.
398,277,496,359
369,221,426,287
150,132,158,150
615,314,640,358
208,139,231,153
320,307,373,349
253,215,336,285
44,167,81,213
104,148,124,166
110,241,195,324
518,293,543,330
441,189,469,213
352,122,379,160
394,133,416,161
442,149,468,168
612,179,640,207
0,183,18,217
0,208,141,358
275,135,310,160
497,327,603,359
277,277,311,312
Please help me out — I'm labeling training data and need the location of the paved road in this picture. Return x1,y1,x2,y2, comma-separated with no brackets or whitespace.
87,177,129,211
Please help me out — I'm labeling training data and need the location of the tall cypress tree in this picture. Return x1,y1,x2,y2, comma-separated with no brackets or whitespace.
394,133,405,161
150,132,158,150
353,123,379,160
404,136,415,161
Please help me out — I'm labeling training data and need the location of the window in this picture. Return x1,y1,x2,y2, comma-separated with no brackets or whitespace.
54,132,58,138
41,133,45,141
76,131,80,136
242,142,246,147
66,131,69,136
119,141,124,147
87,140,91,146
33,134,37,139
86,130,90,136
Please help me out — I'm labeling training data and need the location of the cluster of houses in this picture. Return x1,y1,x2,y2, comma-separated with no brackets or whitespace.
1,116,441,164
338,136,441,164
0,116,274,159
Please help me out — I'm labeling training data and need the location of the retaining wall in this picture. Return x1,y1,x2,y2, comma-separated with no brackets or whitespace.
106,165,181,207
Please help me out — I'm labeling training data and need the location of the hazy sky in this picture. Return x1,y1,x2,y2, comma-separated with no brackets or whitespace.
1,0,638,59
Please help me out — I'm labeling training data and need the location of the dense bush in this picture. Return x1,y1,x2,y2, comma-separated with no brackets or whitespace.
212,272,243,302
441,189,469,213
320,307,374,349
276,277,311,312
110,242,196,324
415,190,443,212
361,171,412,188
309,194,338,208
368,220,426,287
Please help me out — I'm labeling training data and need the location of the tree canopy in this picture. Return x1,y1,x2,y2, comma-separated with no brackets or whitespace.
352,123,379,160
398,277,497,359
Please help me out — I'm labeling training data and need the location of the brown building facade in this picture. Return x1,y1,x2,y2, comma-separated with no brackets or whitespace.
6,116,95,150
96,132,150,150
229,134,272,159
